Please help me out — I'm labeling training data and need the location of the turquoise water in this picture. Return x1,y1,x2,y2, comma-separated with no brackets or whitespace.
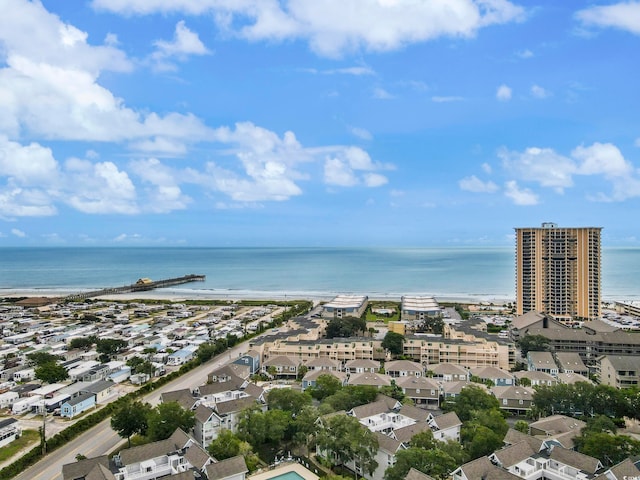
0,247,638,301
268,472,306,480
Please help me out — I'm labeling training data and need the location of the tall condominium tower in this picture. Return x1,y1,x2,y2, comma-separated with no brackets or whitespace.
515,223,602,321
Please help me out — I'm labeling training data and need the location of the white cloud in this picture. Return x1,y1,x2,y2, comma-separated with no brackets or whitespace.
324,158,359,187
500,146,575,192
531,84,550,98
0,2,214,151
517,49,533,58
432,96,464,103
498,142,640,202
635,138,640,147
504,180,538,205
496,84,512,101
92,0,525,57
482,163,492,174
349,126,373,140
459,175,499,193
11,228,26,237
130,158,191,213
576,2,640,35
323,146,391,188
373,87,394,99
151,21,210,71
303,66,374,76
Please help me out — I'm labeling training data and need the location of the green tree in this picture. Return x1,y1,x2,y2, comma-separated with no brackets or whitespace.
35,362,69,384
316,414,378,473
325,316,367,338
514,420,530,434
381,332,404,356
111,400,152,447
207,429,243,459
69,337,96,350
384,448,457,480
518,377,532,387
308,374,342,401
266,388,312,415
409,429,436,449
27,352,60,367
517,334,550,358
96,338,128,362
291,405,320,455
577,432,640,467
146,401,195,441
322,385,379,412
463,424,504,459
442,384,500,421
237,406,292,448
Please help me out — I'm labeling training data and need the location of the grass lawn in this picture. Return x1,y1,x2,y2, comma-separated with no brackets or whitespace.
0,429,40,463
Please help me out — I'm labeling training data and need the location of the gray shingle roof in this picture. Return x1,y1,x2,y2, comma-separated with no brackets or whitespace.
549,447,601,474
62,455,110,480
491,441,536,468
206,455,248,480
117,428,190,466
404,467,435,480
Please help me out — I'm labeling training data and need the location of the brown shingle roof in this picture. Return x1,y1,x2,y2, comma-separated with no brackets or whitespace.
549,447,602,474
491,441,536,468
404,467,435,480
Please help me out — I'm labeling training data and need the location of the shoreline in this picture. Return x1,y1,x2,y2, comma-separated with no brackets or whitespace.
0,288,517,305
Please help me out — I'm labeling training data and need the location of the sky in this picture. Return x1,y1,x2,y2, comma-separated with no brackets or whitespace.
1,0,640,247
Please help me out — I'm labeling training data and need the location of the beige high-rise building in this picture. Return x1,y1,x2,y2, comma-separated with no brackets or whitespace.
515,223,601,321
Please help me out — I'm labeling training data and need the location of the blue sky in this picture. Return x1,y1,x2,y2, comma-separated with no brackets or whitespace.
1,0,640,247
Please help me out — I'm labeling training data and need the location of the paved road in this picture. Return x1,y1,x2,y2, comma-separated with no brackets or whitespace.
13,341,251,480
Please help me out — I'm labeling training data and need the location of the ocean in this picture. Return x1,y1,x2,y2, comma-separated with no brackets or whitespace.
0,247,639,302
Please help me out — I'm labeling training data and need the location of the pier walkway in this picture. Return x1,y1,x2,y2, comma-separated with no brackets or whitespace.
64,274,206,301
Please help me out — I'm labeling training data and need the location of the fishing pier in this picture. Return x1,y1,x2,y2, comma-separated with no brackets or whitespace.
64,274,206,301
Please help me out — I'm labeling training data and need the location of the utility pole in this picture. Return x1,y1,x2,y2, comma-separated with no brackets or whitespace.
41,400,46,455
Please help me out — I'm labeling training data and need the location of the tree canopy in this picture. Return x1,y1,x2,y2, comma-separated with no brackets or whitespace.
35,362,69,384
27,351,61,367
441,384,500,421
111,400,152,447
325,316,366,338
381,332,404,356
384,447,457,480
266,388,312,415
146,401,195,441
517,334,550,358
316,414,378,474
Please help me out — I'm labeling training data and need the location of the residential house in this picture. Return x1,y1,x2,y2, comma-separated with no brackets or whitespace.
451,456,521,480
528,415,586,450
468,366,515,386
262,356,299,378
429,363,468,382
396,376,440,408
556,372,594,385
527,351,560,377
304,357,341,372
514,370,558,387
384,360,423,378
160,389,199,412
112,428,213,480
348,396,408,435
597,355,640,389
555,353,589,376
83,380,114,404
205,455,248,480
0,418,21,448
301,369,347,392
440,381,478,403
594,458,640,479
345,359,380,375
231,351,260,376
426,411,462,442
404,468,435,480
492,385,536,415
166,345,198,366
60,392,96,419
214,396,264,433
62,455,113,480
348,372,392,388
193,404,222,447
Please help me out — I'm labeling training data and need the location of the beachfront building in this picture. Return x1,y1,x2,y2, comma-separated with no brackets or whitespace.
321,295,368,319
613,300,640,318
400,296,441,322
515,223,602,321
